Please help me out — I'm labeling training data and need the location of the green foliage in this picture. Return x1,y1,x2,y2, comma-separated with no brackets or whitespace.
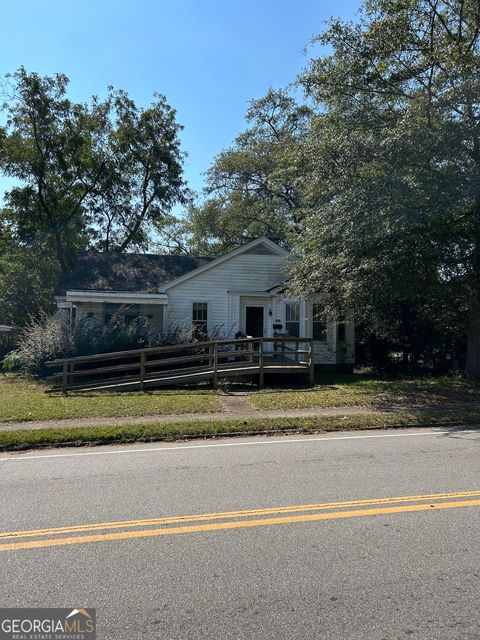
0,68,187,326
0,219,59,325
0,68,187,268
1,350,22,372
17,313,75,376
91,89,187,252
15,312,235,376
177,89,311,255
290,0,480,376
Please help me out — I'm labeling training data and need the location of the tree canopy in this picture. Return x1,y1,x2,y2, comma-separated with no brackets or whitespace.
0,68,187,271
288,0,480,376
179,89,311,256
0,68,187,323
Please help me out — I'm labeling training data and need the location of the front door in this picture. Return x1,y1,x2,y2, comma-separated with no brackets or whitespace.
245,306,264,337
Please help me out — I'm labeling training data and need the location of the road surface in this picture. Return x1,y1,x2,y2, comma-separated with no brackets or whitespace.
0,427,479,639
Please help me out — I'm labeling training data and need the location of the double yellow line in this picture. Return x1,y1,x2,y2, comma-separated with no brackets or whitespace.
2,490,480,552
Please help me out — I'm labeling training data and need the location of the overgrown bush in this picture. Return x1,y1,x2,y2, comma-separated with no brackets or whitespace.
17,313,75,376
15,312,235,376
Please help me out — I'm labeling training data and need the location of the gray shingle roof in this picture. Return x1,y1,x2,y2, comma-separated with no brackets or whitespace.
55,252,214,296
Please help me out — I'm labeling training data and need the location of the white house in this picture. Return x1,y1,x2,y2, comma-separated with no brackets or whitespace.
55,237,354,370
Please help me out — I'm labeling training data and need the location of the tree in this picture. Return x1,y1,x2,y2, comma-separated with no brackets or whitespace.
291,0,480,377
91,89,187,253
182,89,311,254
0,68,187,276
0,217,59,325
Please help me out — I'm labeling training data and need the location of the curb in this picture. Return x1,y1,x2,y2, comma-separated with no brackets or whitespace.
1,420,478,454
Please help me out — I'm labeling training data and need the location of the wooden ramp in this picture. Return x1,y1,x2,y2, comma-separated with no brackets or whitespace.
45,337,315,393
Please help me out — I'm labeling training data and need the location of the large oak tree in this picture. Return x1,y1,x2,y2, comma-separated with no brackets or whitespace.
291,0,480,377
0,68,187,275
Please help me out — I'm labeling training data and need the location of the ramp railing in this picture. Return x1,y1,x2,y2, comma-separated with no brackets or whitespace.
45,337,314,393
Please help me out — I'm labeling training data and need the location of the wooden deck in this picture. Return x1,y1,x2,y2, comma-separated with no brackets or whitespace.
45,337,315,393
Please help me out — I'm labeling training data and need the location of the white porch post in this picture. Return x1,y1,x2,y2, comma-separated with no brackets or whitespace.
300,299,307,338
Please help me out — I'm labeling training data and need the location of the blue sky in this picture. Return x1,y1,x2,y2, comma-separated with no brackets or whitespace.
1,0,360,200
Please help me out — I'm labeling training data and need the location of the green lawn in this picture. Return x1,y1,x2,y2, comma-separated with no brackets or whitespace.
0,375,221,422
2,372,479,424
249,373,480,411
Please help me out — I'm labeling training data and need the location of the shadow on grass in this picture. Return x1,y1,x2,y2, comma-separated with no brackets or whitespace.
248,373,480,407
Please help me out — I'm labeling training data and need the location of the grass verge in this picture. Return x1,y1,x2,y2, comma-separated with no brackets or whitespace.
1,409,478,452
0,375,221,422
250,374,480,410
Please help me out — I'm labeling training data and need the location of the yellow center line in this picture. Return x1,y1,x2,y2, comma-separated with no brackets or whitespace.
1,498,480,552
1,490,480,541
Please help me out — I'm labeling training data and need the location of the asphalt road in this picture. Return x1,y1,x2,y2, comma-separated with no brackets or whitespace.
0,427,479,639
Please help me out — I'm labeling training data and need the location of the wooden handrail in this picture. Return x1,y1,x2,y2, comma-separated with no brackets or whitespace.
46,336,313,366
45,336,315,393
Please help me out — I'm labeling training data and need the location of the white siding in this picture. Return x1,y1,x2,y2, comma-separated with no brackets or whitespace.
165,253,287,338
336,320,355,364
56,238,355,367
313,321,338,365
165,253,355,366
303,302,355,366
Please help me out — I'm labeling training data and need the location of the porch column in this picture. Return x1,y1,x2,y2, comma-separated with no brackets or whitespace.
299,300,307,338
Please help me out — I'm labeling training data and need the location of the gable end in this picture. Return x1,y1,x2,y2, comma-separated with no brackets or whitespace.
243,244,279,255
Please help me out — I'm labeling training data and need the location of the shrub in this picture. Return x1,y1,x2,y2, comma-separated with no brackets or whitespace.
17,313,75,376
73,314,155,356
0,330,18,361
15,312,236,376
1,349,23,372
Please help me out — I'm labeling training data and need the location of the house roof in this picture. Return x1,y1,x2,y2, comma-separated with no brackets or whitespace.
55,253,214,296
160,237,289,291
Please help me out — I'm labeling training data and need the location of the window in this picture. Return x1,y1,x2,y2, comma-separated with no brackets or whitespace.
337,322,346,342
285,302,300,337
104,303,124,324
104,303,152,325
192,302,208,338
312,304,327,341
125,314,153,325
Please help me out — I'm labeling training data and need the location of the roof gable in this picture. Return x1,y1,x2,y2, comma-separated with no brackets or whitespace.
160,238,289,291
243,244,279,255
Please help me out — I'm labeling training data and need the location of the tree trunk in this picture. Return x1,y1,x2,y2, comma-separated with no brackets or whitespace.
53,231,69,276
465,291,480,379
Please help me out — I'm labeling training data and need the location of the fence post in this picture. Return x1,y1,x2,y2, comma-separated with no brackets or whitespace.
62,361,68,394
259,338,264,389
213,342,218,389
140,351,146,391
209,343,214,368
309,340,315,387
